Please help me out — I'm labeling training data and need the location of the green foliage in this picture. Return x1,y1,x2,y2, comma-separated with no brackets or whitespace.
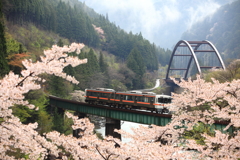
97,20,160,71
183,122,215,145
26,89,48,106
127,48,145,76
12,105,34,124
48,75,74,99
117,64,135,89
57,39,64,47
99,52,108,73
87,48,100,73
204,59,240,83
13,90,48,124
51,107,73,135
6,23,70,60
98,52,110,87
6,147,30,159
156,47,171,67
127,48,145,89
110,79,128,91
12,90,54,134
52,107,65,133
0,1,9,77
37,109,53,135
73,48,107,90
27,90,53,134
4,0,56,31
55,0,100,47
5,32,25,55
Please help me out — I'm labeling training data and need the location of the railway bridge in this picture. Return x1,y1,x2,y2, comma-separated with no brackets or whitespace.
49,95,172,138
49,96,231,139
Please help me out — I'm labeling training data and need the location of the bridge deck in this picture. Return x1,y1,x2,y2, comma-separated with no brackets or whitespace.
49,96,233,133
49,96,172,126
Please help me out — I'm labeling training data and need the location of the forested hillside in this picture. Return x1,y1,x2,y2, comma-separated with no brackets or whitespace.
0,0,9,77
181,0,240,63
2,0,171,69
1,0,171,95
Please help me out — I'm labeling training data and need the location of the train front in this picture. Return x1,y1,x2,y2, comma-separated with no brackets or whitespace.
154,95,172,113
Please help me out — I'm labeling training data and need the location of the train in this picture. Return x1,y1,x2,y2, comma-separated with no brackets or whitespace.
85,88,172,114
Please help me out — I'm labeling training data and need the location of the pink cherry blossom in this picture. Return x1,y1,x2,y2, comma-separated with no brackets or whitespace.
0,42,239,159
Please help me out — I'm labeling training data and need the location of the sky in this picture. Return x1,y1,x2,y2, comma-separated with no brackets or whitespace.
78,0,235,49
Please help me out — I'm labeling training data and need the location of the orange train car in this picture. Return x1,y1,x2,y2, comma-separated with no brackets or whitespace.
85,88,172,113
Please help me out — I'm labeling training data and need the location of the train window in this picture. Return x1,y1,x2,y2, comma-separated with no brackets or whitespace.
158,98,171,103
137,96,143,102
168,98,172,103
144,97,148,102
89,92,97,96
148,97,154,103
128,96,133,101
111,93,114,99
116,94,120,99
134,96,138,101
164,98,168,103
103,93,107,98
158,98,163,103
136,96,139,101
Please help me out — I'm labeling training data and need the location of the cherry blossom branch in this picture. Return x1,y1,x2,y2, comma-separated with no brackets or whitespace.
15,71,34,87
95,145,107,160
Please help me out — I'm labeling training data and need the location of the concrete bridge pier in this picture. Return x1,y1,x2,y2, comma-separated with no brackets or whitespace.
72,112,87,138
105,118,121,139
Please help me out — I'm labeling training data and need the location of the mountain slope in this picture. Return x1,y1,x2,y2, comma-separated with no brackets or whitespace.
2,0,173,91
2,0,172,71
181,0,240,62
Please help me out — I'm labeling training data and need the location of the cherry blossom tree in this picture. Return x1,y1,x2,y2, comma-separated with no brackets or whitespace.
0,43,87,159
0,42,239,159
170,75,240,159
92,24,105,40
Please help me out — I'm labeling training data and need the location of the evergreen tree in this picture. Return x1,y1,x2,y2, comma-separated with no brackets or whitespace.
99,52,108,73
87,48,100,73
126,48,145,89
52,107,65,134
127,48,145,76
99,51,110,87
57,39,64,47
74,52,89,90
0,0,9,77
48,76,66,98
18,44,24,53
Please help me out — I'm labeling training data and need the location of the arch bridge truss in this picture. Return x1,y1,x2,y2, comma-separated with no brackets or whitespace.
165,40,225,81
